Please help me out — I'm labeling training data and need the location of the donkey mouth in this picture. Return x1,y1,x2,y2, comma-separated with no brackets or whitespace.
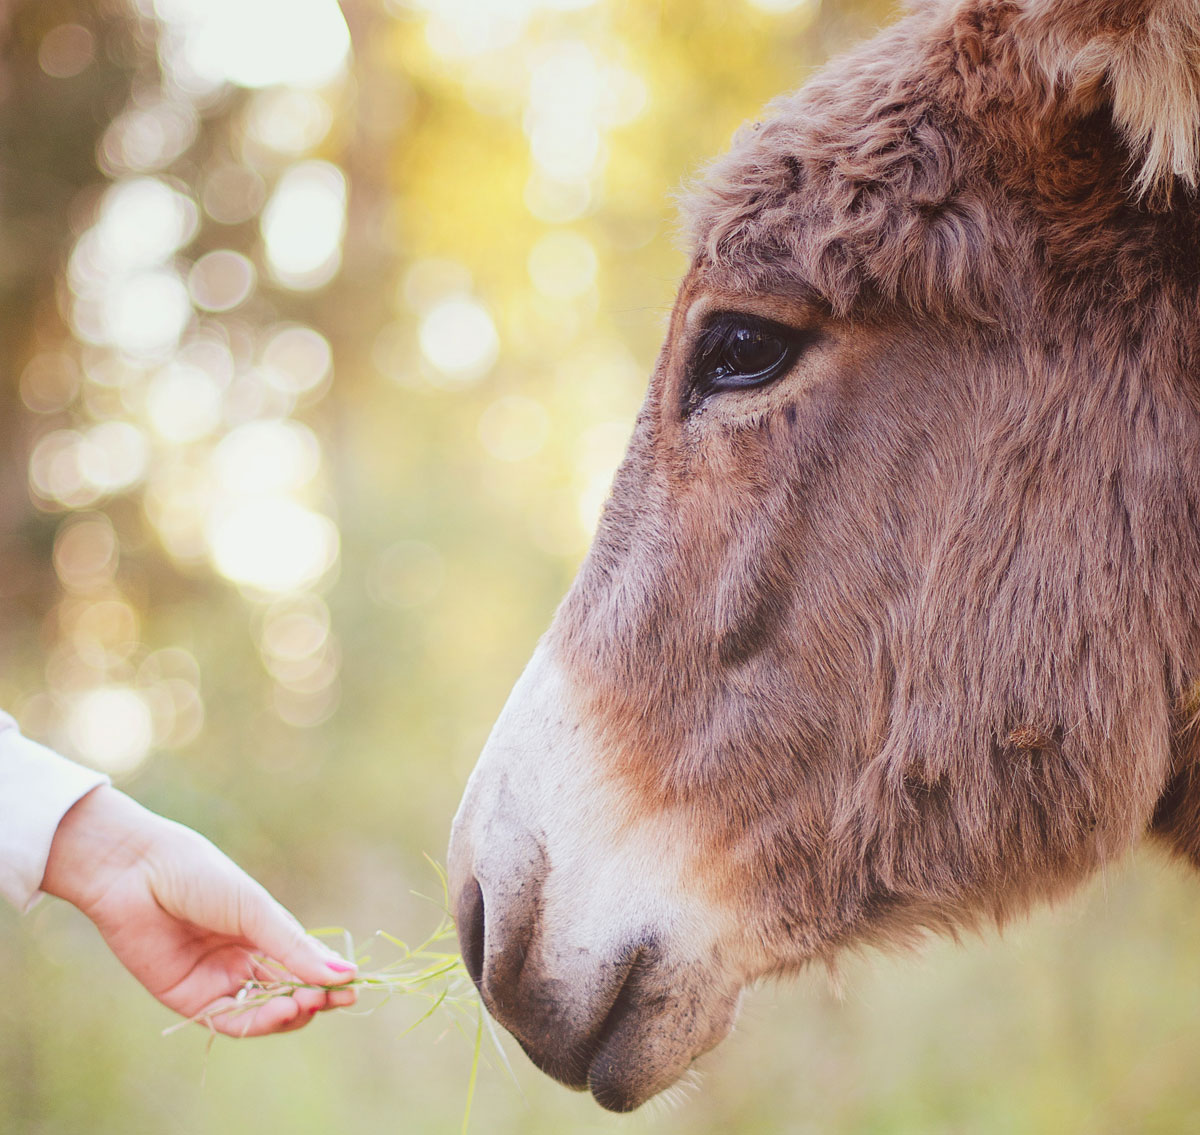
453,865,694,1109
508,944,674,1112
449,786,742,1111
482,944,741,1112
456,893,730,1109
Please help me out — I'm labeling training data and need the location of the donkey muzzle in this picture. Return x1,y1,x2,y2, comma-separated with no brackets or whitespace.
448,823,741,1112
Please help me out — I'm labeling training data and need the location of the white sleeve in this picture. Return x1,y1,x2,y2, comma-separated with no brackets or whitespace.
0,712,110,912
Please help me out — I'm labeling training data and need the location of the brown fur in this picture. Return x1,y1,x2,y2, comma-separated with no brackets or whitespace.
550,0,1200,967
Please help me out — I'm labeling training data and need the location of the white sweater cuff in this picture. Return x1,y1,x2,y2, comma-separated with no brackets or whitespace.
0,714,109,912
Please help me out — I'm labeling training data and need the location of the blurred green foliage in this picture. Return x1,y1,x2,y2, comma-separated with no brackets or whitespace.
4,0,1200,1132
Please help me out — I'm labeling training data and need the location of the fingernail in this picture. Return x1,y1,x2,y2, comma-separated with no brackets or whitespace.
325,960,355,974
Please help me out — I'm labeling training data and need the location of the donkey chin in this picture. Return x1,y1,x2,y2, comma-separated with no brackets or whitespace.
448,645,746,1112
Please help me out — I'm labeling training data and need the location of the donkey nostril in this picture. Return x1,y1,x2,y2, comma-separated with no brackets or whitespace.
456,876,485,989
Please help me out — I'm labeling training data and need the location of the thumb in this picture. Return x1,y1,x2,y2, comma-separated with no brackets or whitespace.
238,879,357,986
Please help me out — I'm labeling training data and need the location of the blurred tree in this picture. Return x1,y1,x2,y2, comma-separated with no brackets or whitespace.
0,0,140,631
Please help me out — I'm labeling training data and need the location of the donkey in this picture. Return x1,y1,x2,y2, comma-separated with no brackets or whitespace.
448,0,1200,1112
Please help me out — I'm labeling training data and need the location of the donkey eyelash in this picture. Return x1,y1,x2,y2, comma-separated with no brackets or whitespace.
687,313,810,406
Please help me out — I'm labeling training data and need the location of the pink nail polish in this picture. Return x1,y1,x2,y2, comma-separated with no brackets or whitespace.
325,960,355,973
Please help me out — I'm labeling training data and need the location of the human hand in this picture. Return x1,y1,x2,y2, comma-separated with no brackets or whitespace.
41,785,357,1036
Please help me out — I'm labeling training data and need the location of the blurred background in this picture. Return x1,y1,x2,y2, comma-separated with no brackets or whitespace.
2,0,1200,1131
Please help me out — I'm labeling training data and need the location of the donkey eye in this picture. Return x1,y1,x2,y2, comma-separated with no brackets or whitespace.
724,326,786,375
692,315,800,397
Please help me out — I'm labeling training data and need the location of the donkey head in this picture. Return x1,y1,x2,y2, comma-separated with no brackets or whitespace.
449,0,1200,1111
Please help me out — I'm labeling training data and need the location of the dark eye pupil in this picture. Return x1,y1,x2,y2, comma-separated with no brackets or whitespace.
726,327,784,374
690,314,803,404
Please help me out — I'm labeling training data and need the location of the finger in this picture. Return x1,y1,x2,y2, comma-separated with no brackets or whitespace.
199,992,307,1038
324,986,357,1009
236,880,357,987
290,985,328,1015
275,1006,319,1034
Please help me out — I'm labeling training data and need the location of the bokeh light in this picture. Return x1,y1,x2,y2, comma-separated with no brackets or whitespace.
211,420,321,495
261,161,347,289
99,99,199,176
202,165,268,224
81,177,199,277
188,250,256,312
154,0,351,89
21,353,81,414
418,296,500,384
206,498,339,593
145,363,223,442
410,0,599,60
53,514,119,593
65,686,155,774
37,23,94,78
245,89,334,155
100,268,192,357
260,325,333,396
77,422,149,493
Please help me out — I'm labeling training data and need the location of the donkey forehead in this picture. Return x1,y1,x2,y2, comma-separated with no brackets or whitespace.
680,63,1009,317
684,0,1200,322
678,0,1175,323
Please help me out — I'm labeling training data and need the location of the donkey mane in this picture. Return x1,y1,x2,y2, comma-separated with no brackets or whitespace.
685,0,1200,322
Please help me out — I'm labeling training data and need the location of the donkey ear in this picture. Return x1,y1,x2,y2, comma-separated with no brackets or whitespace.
1015,0,1200,199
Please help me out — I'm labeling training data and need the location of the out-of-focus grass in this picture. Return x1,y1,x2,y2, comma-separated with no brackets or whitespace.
7,848,1200,1133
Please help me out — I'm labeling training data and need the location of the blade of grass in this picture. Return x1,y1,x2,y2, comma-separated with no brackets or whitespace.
163,863,502,1133
461,1004,484,1135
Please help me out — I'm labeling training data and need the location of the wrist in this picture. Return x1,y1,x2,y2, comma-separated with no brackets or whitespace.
41,785,159,912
